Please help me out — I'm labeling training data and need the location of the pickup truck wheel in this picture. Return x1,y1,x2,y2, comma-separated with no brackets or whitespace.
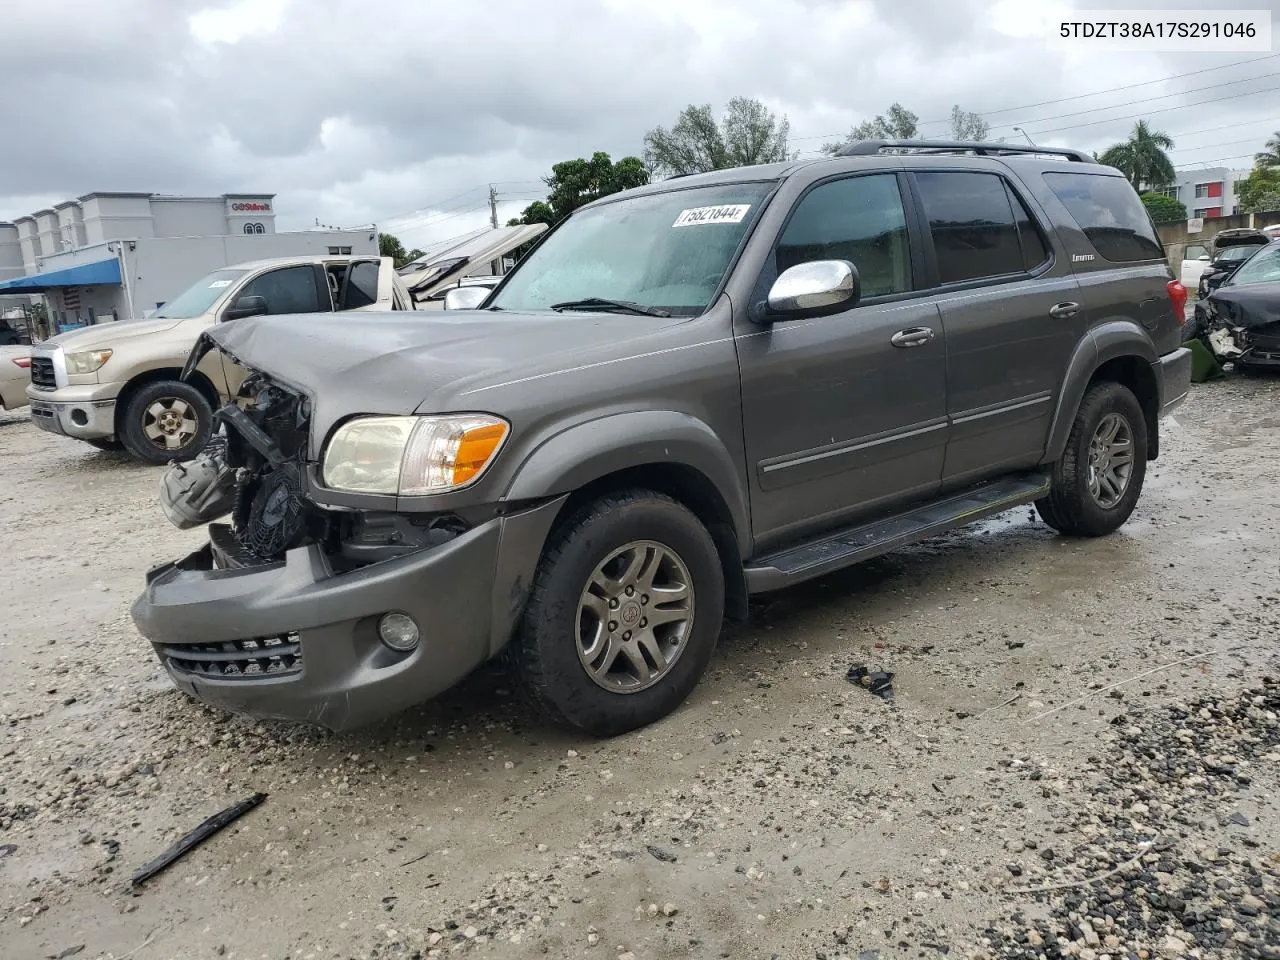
1036,381,1147,537
509,489,725,737
119,380,213,465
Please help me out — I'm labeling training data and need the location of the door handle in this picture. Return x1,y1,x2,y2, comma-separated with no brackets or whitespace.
1049,301,1080,319
890,326,936,348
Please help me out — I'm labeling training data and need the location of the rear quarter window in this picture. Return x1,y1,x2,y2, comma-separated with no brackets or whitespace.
1044,172,1164,263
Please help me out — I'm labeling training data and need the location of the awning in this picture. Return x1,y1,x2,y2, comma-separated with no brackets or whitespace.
0,257,121,292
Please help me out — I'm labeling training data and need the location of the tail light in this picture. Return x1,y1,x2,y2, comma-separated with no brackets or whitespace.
1167,279,1188,324
12,356,30,369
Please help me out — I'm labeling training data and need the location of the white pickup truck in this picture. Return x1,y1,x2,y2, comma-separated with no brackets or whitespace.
27,254,415,463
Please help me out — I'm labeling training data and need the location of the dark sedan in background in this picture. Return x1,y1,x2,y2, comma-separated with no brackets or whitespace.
1195,239,1280,371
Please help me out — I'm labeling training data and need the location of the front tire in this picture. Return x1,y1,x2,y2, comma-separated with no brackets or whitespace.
118,380,213,465
1036,381,1147,537
507,489,725,737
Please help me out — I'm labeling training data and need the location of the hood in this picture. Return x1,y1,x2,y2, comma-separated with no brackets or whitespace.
1205,282,1280,330
43,316,185,350
202,308,689,440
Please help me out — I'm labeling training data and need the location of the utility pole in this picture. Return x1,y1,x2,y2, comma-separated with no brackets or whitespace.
488,185,499,229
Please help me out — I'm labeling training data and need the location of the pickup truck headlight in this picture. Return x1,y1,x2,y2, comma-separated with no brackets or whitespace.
64,349,113,374
322,414,508,496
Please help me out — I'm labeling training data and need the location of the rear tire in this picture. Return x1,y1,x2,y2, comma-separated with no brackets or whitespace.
506,489,725,737
118,380,213,465
1036,381,1147,537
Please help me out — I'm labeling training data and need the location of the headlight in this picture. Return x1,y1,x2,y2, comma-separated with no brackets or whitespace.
64,349,113,374
322,414,508,496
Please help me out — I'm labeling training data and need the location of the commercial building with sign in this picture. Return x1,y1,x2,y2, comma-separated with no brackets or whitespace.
0,192,375,334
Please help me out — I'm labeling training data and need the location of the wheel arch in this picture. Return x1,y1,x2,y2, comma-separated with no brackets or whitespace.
1044,322,1161,464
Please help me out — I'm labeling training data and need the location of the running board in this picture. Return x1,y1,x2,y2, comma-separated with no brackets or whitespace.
744,473,1051,593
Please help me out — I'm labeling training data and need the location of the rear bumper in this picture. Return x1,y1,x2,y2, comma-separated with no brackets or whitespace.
1154,346,1192,417
130,497,564,731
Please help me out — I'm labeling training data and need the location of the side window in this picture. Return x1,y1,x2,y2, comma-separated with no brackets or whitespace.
238,266,324,315
775,174,912,299
914,171,1025,284
341,261,380,309
1184,243,1209,260
1044,172,1164,263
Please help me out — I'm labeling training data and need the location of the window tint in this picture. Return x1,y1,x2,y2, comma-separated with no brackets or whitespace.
342,261,379,309
775,174,911,298
1044,172,1164,263
1184,244,1209,261
238,266,324,315
1007,183,1050,272
915,172,1024,283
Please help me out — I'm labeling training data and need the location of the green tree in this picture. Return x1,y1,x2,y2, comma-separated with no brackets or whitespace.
377,232,424,269
1237,166,1280,212
823,103,920,154
949,105,989,141
643,97,792,177
510,152,650,227
1140,192,1188,224
1254,131,1280,168
1098,121,1176,191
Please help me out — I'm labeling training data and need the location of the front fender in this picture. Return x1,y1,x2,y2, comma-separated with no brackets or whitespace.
503,410,751,557
1043,321,1157,463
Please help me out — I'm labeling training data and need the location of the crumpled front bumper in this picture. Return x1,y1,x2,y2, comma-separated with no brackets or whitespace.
131,497,564,731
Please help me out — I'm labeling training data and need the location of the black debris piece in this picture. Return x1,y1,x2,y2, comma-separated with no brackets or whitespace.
1227,811,1250,827
48,948,85,960
1006,640,1026,650
0,843,16,858
646,844,678,863
129,793,267,888
711,731,728,745
846,664,894,699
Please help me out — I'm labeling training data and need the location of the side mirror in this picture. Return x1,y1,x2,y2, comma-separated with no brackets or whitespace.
443,286,490,311
223,295,268,321
764,260,859,319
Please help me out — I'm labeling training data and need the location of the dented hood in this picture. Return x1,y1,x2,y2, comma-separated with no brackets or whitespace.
1205,282,1280,330
197,309,685,446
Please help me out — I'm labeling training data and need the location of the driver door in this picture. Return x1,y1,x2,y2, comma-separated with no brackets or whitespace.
735,172,949,548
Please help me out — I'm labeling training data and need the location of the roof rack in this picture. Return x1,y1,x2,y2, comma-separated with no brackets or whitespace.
836,139,1094,163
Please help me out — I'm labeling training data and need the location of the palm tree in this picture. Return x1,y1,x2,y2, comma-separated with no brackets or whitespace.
1098,121,1176,191
1255,131,1280,169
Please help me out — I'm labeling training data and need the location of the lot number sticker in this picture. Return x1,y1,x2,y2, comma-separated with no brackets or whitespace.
672,204,751,228
209,280,234,288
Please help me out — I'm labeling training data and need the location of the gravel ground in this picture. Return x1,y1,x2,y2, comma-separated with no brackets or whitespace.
1,375,1278,960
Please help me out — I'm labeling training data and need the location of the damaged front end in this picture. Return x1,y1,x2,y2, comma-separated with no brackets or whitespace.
1194,287,1280,370
164,334,467,571
130,330,547,731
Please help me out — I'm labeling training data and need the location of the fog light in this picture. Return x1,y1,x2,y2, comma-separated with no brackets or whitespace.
378,612,420,652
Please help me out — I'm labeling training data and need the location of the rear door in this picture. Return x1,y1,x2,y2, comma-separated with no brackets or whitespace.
908,168,1083,485
336,259,384,311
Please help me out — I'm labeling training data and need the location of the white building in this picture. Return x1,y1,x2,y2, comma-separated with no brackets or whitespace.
1155,167,1253,219
0,192,376,335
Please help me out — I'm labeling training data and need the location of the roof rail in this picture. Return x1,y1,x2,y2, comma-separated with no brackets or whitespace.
836,139,1094,163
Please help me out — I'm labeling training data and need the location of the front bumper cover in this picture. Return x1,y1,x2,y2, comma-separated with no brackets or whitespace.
28,397,116,439
132,497,565,731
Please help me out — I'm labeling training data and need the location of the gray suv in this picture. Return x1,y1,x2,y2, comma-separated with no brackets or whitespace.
132,140,1192,736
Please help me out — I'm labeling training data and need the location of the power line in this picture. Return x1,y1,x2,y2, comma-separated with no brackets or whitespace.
377,184,489,227
1027,85,1280,136
788,54,1280,144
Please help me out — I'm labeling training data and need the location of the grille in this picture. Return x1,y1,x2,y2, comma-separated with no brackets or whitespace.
29,356,56,389
1249,329,1280,352
161,633,303,681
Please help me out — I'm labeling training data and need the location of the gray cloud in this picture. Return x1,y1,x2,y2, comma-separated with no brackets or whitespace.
2,0,1278,247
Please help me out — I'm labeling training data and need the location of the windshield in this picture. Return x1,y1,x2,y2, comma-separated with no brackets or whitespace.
489,182,775,315
1215,245,1260,264
1225,245,1280,286
153,269,248,319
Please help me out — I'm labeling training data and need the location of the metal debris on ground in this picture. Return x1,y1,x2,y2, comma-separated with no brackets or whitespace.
846,664,894,699
129,792,267,888
645,844,677,863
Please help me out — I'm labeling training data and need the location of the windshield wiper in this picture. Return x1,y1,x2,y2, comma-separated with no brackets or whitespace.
549,297,671,318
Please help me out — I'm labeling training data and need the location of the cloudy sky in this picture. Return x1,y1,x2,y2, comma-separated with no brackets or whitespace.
3,0,1278,248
